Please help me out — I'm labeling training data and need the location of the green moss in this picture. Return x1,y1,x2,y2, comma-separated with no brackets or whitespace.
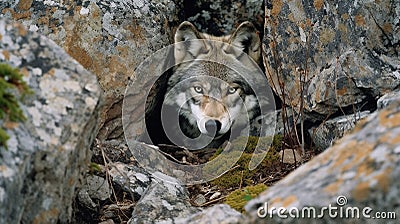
0,63,31,148
224,183,268,213
206,135,281,189
89,162,102,174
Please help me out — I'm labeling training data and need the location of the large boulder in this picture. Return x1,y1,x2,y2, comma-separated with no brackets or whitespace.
129,175,200,224
0,18,101,223
263,0,400,116
245,101,400,223
0,0,181,141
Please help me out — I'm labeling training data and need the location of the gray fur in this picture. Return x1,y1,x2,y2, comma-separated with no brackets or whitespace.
162,21,262,149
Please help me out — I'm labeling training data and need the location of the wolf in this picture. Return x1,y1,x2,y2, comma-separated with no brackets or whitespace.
161,21,263,149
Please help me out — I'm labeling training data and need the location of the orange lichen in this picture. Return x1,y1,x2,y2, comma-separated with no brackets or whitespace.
33,208,60,224
269,197,283,206
354,161,375,180
47,68,56,76
282,195,298,207
15,23,27,36
352,117,368,132
324,178,344,194
374,168,392,193
2,50,10,61
125,21,145,44
382,23,393,34
271,0,283,18
336,87,348,96
2,8,31,20
66,44,93,69
379,131,400,145
319,28,335,45
379,109,400,129
341,13,349,20
314,0,324,11
19,67,29,77
3,121,19,129
333,140,374,172
352,181,370,201
17,0,33,11
354,15,366,26
68,177,75,187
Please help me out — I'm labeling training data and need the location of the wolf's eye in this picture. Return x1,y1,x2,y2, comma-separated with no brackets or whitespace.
227,87,238,94
193,86,203,93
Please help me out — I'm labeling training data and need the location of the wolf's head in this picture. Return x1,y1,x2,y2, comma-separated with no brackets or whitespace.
163,21,262,147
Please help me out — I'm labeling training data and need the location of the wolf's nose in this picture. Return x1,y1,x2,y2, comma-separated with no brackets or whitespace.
205,120,221,135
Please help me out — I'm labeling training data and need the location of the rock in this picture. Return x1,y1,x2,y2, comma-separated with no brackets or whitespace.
86,175,111,201
279,149,302,164
183,0,264,36
99,219,115,224
0,0,181,141
0,0,267,143
377,89,400,109
129,176,200,224
108,162,152,199
77,175,112,212
173,204,245,224
263,0,400,116
245,101,400,223
0,17,101,224
192,194,207,206
310,111,370,150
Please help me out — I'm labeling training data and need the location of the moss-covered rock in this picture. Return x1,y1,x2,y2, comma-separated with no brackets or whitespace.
224,183,267,213
207,135,282,189
0,63,31,148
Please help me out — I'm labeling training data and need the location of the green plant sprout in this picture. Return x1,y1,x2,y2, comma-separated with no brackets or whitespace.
0,63,31,148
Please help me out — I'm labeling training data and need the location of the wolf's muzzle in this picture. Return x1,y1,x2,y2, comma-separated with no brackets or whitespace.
205,119,222,136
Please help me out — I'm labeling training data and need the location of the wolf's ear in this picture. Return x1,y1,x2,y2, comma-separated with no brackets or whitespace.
228,21,261,63
174,21,208,64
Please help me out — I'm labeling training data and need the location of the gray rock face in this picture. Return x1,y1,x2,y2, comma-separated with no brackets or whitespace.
263,0,400,116
310,111,370,150
108,162,151,198
245,101,400,223
183,0,264,36
0,0,181,141
377,89,400,109
0,0,266,143
78,175,111,210
129,176,200,224
173,204,245,224
0,17,101,224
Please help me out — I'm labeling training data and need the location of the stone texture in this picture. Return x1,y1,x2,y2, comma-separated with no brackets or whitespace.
182,0,264,36
263,0,400,116
310,111,370,150
377,89,400,109
0,0,181,141
108,162,152,199
129,176,200,224
174,204,245,224
0,0,268,145
77,175,111,210
0,17,101,224
245,101,400,223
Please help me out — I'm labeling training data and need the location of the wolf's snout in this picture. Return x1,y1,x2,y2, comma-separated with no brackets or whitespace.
205,119,221,136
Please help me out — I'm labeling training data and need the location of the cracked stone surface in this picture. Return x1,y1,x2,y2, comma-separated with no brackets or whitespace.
263,0,400,116
128,176,200,224
182,0,264,36
245,101,400,223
